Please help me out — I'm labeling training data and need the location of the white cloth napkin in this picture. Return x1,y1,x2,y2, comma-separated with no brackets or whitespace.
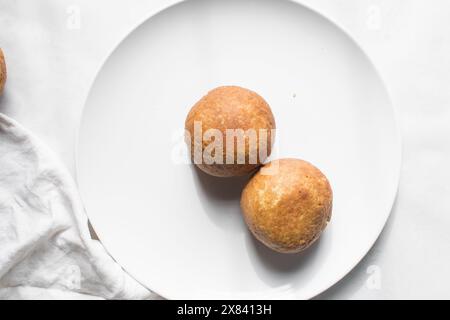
0,113,156,299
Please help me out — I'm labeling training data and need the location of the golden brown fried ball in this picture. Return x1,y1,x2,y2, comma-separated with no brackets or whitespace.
185,86,275,177
0,49,6,95
241,159,332,253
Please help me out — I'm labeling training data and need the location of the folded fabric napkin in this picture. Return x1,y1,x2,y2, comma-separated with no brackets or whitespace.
0,113,157,299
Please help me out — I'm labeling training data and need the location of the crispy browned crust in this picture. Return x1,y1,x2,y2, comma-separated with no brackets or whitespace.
241,159,333,253
185,86,276,177
0,49,6,95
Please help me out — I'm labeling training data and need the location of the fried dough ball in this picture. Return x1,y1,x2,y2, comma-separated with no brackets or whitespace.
0,49,6,95
185,86,275,177
241,159,332,253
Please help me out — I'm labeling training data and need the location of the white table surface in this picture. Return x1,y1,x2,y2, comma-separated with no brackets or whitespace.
1,0,449,299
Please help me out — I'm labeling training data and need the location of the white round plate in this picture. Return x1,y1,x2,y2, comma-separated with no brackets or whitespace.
77,0,401,299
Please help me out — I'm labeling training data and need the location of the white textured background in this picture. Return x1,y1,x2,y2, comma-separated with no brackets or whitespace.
0,0,449,299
